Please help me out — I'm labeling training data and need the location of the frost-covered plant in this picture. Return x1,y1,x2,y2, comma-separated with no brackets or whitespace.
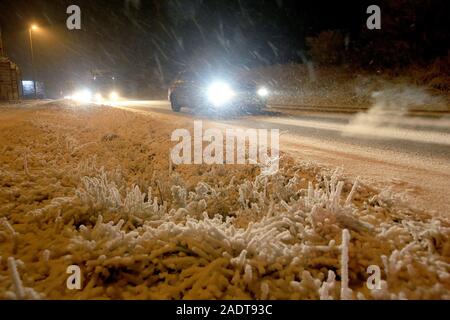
3,257,42,300
76,169,123,212
63,164,450,300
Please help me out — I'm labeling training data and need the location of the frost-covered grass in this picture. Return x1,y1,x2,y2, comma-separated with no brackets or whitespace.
0,102,449,299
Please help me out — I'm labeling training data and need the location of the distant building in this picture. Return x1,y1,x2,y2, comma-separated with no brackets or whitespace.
22,80,45,98
0,27,22,101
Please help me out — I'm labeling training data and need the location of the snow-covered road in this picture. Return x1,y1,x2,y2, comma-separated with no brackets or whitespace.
113,100,450,215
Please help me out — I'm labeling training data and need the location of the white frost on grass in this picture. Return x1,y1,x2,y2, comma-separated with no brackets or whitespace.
64,166,450,299
340,229,352,300
5,257,42,300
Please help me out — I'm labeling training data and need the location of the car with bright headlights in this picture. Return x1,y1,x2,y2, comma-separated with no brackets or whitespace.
168,72,269,113
68,71,121,103
90,71,120,102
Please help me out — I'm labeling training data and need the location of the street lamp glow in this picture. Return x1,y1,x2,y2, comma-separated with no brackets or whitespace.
31,25,38,31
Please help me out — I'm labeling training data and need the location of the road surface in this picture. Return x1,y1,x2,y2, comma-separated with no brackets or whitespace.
112,100,450,215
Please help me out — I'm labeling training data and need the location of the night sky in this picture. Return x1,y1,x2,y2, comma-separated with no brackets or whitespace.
0,0,448,97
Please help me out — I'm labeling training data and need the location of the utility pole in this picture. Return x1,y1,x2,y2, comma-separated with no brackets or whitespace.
29,25,37,98
0,26,4,57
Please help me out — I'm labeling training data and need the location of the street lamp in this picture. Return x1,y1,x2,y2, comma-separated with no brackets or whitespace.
28,24,38,98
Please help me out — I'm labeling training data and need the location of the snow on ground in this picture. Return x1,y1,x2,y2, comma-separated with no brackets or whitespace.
0,101,449,299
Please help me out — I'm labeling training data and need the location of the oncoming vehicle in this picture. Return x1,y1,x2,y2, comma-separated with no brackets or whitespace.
90,70,120,102
68,70,121,103
168,71,269,114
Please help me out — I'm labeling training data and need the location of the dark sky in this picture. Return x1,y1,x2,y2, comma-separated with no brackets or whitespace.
0,0,447,96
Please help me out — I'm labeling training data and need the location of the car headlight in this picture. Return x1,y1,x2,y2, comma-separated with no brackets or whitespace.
207,82,235,106
72,89,92,102
94,93,103,101
257,87,269,97
109,91,119,101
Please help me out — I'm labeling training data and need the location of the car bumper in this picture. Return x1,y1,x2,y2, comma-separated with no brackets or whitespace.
210,94,266,110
